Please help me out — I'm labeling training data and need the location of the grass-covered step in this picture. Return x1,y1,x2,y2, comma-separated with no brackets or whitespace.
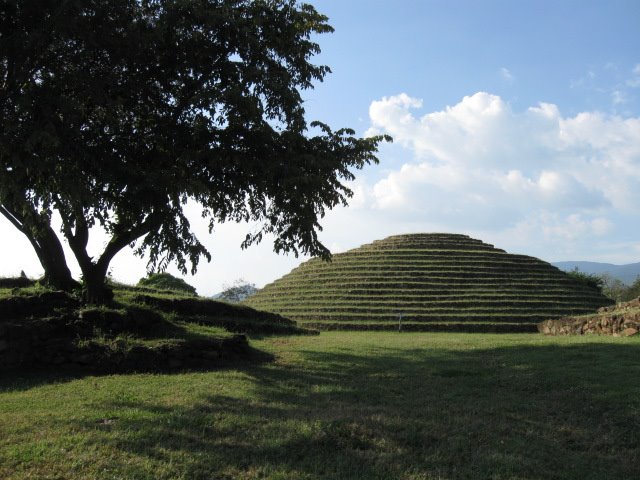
265,278,596,290
305,322,538,333
294,260,559,270
249,291,606,302
303,250,510,260
251,299,609,310
289,266,562,276
270,307,599,317
279,313,562,323
244,233,613,330
249,288,604,299
270,273,589,283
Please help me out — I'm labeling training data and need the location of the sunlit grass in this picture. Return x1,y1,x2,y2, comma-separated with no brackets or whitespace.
1,332,639,479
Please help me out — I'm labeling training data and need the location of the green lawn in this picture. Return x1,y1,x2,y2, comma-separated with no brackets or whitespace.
1,332,639,479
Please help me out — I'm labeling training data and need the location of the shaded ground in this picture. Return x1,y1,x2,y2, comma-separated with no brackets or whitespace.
1,332,638,479
0,284,312,373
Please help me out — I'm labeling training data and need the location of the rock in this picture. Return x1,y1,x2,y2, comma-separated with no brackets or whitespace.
623,328,638,337
626,297,640,308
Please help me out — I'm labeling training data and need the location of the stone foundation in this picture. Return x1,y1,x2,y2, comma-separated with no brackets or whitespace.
538,298,640,336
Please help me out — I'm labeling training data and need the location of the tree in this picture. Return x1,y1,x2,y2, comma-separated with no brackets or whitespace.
0,1,390,303
218,278,257,302
621,276,640,302
599,273,628,303
138,272,197,296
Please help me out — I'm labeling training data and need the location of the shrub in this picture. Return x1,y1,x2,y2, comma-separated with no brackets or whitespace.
137,273,197,296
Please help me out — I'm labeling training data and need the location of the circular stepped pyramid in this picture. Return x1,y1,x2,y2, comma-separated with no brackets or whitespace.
244,233,614,332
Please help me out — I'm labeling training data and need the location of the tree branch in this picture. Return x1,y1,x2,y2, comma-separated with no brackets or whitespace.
0,199,77,291
73,209,89,251
0,204,47,266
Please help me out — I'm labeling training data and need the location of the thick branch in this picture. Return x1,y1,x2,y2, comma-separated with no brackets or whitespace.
0,203,45,256
97,213,163,271
1,200,77,290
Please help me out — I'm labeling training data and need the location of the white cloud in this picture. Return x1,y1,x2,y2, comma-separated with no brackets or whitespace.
612,89,627,105
570,63,640,111
352,92,640,258
627,64,640,88
500,67,514,82
484,211,618,262
570,69,596,89
369,92,639,205
369,92,516,166
540,213,612,242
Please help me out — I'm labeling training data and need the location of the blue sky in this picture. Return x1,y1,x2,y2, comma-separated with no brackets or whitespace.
307,0,640,121
2,0,639,294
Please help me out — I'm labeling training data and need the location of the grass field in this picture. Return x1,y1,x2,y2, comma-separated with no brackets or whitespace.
1,332,639,479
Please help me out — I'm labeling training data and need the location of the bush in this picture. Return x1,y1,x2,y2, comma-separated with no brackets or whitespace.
137,273,197,296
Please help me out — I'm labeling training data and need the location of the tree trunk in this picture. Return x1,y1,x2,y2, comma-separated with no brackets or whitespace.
34,226,80,291
67,213,162,305
81,265,113,305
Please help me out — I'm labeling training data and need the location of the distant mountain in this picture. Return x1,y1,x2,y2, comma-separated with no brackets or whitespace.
553,261,640,285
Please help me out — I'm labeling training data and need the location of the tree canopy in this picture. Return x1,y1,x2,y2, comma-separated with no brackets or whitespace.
0,0,390,302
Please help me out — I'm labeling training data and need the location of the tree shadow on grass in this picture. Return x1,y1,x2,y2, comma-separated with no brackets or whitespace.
0,341,274,393
60,340,640,480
